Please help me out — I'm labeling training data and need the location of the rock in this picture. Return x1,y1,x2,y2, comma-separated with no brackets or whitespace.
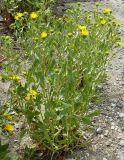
111,103,116,107
104,130,109,137
111,126,115,130
96,127,103,134
118,140,124,147
0,15,4,22
121,127,124,131
100,134,104,139
106,141,111,147
103,158,107,160
111,122,116,126
118,113,124,118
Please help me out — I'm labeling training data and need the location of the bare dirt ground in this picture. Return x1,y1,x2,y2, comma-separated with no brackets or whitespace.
0,0,124,160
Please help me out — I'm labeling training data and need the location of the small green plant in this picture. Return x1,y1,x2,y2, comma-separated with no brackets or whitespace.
0,2,122,158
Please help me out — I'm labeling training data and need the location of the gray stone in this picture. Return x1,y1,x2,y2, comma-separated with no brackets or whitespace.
104,130,109,137
119,113,124,118
106,141,111,147
111,126,115,130
111,103,116,107
96,127,103,134
118,140,124,147
103,158,107,160
121,127,124,131
0,15,3,22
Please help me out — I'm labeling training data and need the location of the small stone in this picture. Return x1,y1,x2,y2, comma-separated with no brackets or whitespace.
103,158,107,160
118,140,124,147
106,141,111,147
121,127,124,131
111,122,116,126
0,15,4,22
101,134,104,139
111,126,115,130
118,113,124,118
104,130,109,136
115,126,118,131
96,127,103,134
111,103,116,107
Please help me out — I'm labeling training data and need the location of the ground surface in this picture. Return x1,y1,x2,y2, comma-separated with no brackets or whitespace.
0,0,124,160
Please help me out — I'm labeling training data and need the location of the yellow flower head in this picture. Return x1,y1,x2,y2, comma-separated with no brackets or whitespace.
15,12,23,20
112,34,116,37
117,41,122,46
4,114,13,121
103,8,112,14
78,25,86,31
29,90,38,96
25,95,30,101
10,75,20,81
117,22,122,26
41,32,47,39
81,29,89,37
22,71,28,75
30,12,38,19
4,124,14,132
101,19,106,25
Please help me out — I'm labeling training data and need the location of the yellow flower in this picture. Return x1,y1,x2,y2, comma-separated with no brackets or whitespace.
10,75,20,81
112,34,116,37
81,29,89,37
78,25,86,31
4,114,13,121
29,90,38,96
101,19,106,25
117,41,122,46
41,32,47,39
58,18,62,21
17,12,23,17
30,12,38,19
4,124,14,132
117,22,122,26
22,71,27,75
25,95,30,101
15,15,19,21
15,12,23,20
103,8,112,14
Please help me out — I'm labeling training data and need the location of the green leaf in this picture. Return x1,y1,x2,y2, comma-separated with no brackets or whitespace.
87,110,100,118
0,142,10,160
82,117,92,125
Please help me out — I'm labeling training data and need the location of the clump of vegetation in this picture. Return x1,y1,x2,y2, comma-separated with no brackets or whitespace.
0,2,122,159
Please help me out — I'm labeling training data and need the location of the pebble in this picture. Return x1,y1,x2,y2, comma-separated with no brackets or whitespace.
104,130,109,137
96,127,103,134
0,15,3,22
103,158,107,160
121,127,124,131
111,126,115,130
106,141,111,147
118,113,124,118
111,103,116,107
118,140,124,147
111,122,116,126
